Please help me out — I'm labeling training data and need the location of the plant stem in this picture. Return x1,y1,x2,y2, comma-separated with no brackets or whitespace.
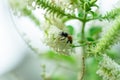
79,56,85,80
79,12,87,80
81,12,87,42
81,22,86,42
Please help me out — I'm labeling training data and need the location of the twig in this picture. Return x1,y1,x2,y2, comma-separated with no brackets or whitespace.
79,56,85,80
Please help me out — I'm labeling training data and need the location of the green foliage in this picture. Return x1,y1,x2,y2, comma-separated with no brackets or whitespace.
91,16,120,55
88,26,102,37
35,0,75,18
66,25,75,35
50,72,77,80
9,0,120,80
103,8,120,20
50,75,66,80
85,57,101,80
40,51,77,65
40,51,78,80
86,26,102,41
106,49,120,64
80,0,97,12
78,0,100,21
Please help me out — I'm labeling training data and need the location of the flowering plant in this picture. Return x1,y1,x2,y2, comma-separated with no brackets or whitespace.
9,0,120,80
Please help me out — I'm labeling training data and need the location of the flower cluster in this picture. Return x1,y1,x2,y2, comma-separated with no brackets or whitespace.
91,16,120,55
97,54,120,80
40,10,73,55
42,23,72,55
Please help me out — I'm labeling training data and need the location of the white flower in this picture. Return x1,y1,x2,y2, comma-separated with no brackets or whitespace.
97,54,120,80
43,26,72,55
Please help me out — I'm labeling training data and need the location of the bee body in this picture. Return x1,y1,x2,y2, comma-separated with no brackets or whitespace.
60,32,73,44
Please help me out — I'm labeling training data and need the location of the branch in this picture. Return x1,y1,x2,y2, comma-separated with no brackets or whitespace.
35,0,82,21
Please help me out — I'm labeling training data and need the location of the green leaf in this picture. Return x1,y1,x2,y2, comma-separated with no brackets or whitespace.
40,51,77,65
51,75,65,80
78,12,84,18
86,37,94,41
85,26,102,41
66,25,75,35
88,26,102,37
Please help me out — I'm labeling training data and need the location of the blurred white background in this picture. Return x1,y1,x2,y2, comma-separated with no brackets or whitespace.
0,0,119,80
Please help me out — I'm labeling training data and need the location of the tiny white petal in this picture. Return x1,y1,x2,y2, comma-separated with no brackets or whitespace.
97,54,120,80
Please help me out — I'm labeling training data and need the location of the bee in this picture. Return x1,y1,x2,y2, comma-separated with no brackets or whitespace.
60,32,73,44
